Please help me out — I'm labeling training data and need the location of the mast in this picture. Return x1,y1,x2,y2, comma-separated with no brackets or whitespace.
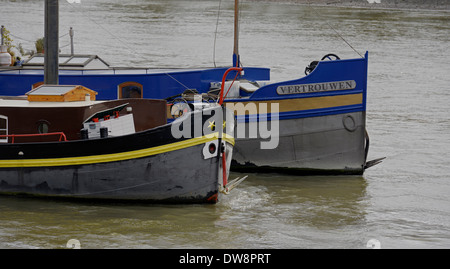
44,0,59,85
233,0,240,67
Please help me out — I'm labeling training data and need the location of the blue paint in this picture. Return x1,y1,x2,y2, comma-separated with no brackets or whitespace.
0,53,368,124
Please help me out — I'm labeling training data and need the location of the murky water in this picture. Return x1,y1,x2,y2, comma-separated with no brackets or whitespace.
0,0,449,249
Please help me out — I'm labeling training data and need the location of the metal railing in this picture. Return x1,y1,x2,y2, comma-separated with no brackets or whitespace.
0,132,67,143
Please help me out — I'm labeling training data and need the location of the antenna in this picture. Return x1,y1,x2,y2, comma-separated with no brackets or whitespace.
233,0,240,67
69,27,74,55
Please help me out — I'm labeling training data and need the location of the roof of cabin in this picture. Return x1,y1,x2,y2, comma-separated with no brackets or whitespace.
22,54,110,69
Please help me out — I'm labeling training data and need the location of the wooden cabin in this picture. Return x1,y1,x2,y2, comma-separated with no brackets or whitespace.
26,85,97,102
0,96,167,142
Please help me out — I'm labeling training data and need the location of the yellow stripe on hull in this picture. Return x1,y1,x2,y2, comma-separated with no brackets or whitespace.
227,93,363,115
0,133,234,168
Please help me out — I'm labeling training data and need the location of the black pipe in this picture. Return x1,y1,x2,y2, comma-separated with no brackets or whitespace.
44,0,59,85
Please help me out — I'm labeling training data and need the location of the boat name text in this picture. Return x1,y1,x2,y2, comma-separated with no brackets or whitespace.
276,80,356,95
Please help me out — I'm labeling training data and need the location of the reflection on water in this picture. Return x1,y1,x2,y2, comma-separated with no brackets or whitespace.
223,174,368,228
218,174,370,248
0,173,368,249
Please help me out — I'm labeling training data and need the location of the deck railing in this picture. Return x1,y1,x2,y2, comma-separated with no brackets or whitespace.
0,132,67,143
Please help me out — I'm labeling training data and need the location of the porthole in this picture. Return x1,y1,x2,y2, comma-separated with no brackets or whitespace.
37,120,50,134
342,115,357,132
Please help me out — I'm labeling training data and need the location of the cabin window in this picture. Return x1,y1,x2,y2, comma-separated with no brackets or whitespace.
118,82,143,99
0,116,7,143
37,120,50,134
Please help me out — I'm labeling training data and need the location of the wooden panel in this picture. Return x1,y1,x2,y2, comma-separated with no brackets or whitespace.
27,85,97,102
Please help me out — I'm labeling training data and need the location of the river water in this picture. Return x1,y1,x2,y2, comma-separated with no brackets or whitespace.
0,0,449,249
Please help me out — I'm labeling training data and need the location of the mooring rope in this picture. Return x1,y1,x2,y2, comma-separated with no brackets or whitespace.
306,1,364,58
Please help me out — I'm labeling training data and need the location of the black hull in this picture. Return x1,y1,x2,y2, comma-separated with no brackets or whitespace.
0,144,220,204
0,106,234,204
